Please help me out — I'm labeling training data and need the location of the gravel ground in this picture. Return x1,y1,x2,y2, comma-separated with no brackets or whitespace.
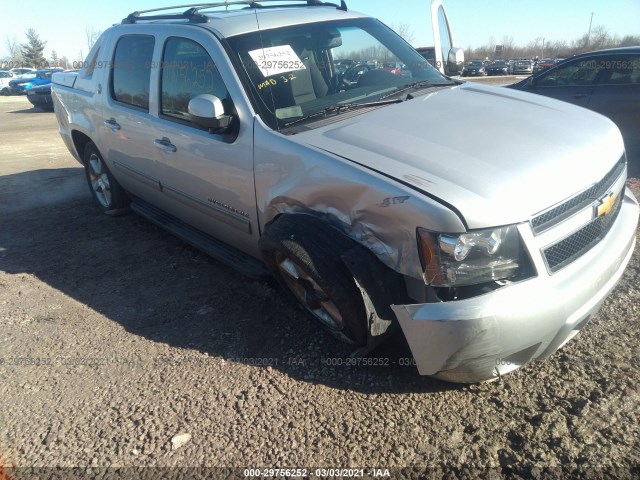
0,96,639,479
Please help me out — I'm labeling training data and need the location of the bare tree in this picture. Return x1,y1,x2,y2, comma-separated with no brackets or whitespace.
545,40,569,59
588,25,612,50
85,26,102,51
501,35,514,60
393,23,415,45
487,36,496,51
59,56,71,69
4,35,23,65
619,34,640,47
464,26,636,62
570,26,616,55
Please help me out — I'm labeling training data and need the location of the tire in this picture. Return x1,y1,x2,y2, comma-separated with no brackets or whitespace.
260,218,367,346
83,142,130,215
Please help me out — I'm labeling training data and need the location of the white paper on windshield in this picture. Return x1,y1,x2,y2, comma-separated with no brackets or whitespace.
248,45,307,77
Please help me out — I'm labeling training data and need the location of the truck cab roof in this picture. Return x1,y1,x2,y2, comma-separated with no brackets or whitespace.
120,1,367,38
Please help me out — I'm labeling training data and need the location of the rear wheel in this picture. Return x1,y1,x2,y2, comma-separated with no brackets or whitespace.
83,142,130,215
260,219,367,345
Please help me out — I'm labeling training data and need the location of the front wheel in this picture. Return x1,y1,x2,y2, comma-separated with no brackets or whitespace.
83,142,130,215
260,220,367,346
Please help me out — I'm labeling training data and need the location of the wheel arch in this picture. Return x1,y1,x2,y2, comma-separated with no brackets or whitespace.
71,130,95,165
260,212,412,351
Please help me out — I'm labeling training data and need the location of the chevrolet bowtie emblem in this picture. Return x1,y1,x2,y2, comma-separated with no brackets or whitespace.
596,193,617,218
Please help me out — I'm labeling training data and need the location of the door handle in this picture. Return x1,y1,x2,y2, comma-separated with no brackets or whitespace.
572,93,588,99
154,138,177,153
104,119,121,131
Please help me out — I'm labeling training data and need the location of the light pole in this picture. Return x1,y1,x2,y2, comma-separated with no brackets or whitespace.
587,12,595,47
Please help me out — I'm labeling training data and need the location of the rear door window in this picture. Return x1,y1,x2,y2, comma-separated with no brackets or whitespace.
595,55,640,85
538,59,599,87
111,35,155,111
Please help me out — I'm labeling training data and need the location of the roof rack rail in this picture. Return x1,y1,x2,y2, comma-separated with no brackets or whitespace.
122,0,348,24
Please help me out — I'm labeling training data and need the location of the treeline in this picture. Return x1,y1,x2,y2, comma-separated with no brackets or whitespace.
466,27,640,61
313,25,638,65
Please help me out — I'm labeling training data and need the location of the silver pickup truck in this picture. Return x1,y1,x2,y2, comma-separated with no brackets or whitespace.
52,0,638,383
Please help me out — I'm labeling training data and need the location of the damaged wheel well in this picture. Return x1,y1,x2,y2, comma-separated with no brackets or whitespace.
71,130,93,165
261,213,412,352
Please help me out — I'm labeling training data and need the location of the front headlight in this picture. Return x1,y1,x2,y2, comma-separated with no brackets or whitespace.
418,226,526,287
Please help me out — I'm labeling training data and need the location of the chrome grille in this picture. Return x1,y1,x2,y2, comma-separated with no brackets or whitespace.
531,157,626,235
542,191,623,273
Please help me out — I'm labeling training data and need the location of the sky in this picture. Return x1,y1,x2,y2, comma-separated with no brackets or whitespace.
1,0,639,61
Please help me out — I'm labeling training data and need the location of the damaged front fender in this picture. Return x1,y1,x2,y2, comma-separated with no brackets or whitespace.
341,245,412,354
254,123,466,281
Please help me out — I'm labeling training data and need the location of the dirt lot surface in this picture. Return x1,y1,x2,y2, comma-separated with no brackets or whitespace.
0,95,639,479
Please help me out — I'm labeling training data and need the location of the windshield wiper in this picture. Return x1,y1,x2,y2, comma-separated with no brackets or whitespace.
380,80,456,100
283,98,403,128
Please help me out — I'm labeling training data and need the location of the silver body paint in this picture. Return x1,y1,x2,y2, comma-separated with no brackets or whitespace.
52,4,639,382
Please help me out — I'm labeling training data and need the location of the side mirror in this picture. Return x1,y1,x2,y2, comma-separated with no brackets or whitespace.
447,47,464,75
188,94,233,133
527,76,536,89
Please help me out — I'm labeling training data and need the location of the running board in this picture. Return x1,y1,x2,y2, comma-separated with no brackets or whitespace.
131,199,271,279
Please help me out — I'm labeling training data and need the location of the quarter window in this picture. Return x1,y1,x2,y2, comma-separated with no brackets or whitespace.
160,37,232,125
82,47,101,79
111,35,155,110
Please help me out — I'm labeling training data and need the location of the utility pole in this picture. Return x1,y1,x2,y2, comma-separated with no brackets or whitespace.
587,12,595,47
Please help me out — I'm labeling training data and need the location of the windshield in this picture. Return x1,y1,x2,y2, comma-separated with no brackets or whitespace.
226,18,449,130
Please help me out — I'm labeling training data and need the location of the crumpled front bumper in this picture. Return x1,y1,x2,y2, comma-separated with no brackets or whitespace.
392,188,639,383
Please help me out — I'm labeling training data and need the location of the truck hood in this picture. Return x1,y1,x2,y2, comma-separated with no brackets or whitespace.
296,83,625,229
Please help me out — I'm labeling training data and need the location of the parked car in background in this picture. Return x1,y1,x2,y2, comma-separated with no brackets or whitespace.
513,60,534,74
334,59,355,74
533,59,557,74
8,76,34,95
509,46,640,165
23,69,63,91
0,70,14,95
486,60,511,75
26,83,54,110
7,68,62,95
383,61,407,75
461,60,486,77
340,62,377,86
9,67,36,78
